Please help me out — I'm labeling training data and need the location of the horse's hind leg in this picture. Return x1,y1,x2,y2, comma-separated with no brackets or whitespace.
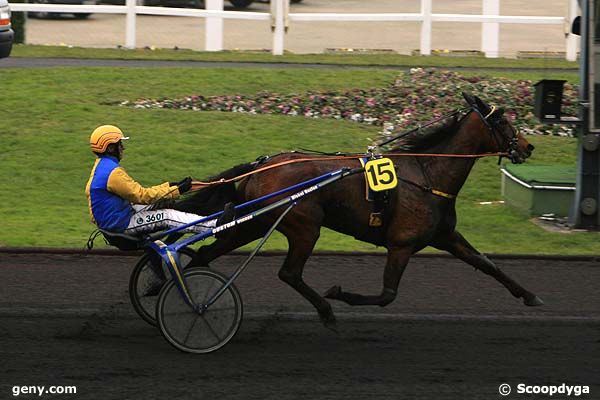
433,230,543,306
324,246,412,306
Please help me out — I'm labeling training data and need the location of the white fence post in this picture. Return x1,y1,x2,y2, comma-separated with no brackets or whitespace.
481,0,500,58
10,3,572,58
125,0,136,49
271,0,287,55
566,0,580,61
205,0,224,51
420,0,432,56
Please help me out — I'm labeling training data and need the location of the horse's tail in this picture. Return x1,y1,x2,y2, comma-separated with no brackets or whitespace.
173,161,258,214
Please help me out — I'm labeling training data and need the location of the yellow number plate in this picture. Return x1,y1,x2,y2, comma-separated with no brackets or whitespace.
364,158,398,192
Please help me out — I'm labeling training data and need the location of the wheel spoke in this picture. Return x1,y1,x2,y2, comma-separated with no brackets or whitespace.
164,310,196,318
205,306,236,313
199,314,222,342
183,315,202,345
201,277,218,304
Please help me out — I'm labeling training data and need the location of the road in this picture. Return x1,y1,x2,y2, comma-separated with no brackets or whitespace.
1,252,598,399
0,56,580,71
20,0,571,56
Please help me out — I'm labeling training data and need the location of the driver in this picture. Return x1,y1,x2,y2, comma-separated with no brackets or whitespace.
85,125,234,235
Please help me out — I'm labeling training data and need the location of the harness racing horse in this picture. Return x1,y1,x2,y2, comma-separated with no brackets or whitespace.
175,93,542,329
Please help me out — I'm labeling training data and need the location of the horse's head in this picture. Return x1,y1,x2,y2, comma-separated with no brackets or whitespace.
462,92,534,164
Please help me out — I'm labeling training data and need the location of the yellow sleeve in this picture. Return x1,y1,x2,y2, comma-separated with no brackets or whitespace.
107,167,180,205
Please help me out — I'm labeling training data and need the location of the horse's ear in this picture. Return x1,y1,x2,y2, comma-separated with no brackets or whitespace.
462,92,476,106
474,96,492,115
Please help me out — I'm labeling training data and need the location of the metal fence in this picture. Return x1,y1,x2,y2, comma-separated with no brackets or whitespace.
10,0,580,60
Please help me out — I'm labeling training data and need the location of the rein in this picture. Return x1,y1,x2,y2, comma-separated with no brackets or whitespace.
190,151,508,189
190,105,513,200
374,108,467,148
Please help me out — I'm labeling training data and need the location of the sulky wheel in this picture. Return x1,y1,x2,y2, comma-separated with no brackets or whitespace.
156,268,243,354
129,247,196,326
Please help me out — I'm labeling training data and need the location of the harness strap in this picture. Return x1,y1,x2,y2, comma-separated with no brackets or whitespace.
375,108,467,148
397,176,456,200
430,188,457,199
413,153,456,200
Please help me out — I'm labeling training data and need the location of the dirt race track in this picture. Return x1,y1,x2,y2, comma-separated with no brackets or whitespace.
1,252,599,399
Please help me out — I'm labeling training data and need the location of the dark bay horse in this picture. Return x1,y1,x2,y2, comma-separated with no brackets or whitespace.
175,93,542,328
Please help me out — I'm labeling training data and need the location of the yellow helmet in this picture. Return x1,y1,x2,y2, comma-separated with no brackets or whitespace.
89,125,129,153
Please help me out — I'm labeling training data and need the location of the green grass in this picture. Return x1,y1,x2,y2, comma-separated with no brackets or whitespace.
0,67,393,248
1,60,598,254
12,44,580,70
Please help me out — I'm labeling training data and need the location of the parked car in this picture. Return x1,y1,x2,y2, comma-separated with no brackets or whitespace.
100,0,254,9
99,0,300,9
0,0,13,58
28,0,98,19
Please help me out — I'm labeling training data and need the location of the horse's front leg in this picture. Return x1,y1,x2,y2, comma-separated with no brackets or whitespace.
324,246,412,306
433,230,543,306
189,222,267,267
278,230,341,330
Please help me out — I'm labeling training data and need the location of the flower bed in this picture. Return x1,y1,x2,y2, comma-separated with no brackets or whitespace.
123,68,578,139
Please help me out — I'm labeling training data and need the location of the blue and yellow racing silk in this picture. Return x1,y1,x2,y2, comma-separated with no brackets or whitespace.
85,155,180,232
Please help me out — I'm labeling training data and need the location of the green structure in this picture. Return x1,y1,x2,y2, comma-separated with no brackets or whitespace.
502,165,576,216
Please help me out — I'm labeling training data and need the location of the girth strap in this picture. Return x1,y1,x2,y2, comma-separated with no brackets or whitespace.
397,176,456,200
430,188,456,199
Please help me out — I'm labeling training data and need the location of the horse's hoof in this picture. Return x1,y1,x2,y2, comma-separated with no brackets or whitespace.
524,295,544,307
320,315,338,333
324,285,342,300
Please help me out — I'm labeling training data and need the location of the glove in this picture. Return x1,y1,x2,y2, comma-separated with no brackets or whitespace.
170,177,192,194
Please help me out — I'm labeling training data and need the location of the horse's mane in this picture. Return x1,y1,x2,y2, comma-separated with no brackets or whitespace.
390,113,461,152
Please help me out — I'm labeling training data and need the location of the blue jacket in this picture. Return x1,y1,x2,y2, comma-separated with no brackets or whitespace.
85,155,179,232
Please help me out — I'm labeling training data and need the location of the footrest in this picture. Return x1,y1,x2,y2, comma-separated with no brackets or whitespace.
99,229,144,251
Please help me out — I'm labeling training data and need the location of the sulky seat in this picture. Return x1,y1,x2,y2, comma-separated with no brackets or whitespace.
99,229,145,251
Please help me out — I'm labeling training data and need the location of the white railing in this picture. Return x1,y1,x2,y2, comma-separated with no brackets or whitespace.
10,0,580,60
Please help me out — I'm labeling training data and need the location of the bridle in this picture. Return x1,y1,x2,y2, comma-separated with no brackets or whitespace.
471,104,521,165
401,105,523,200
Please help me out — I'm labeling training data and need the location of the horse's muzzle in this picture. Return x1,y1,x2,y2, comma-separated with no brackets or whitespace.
510,144,534,164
